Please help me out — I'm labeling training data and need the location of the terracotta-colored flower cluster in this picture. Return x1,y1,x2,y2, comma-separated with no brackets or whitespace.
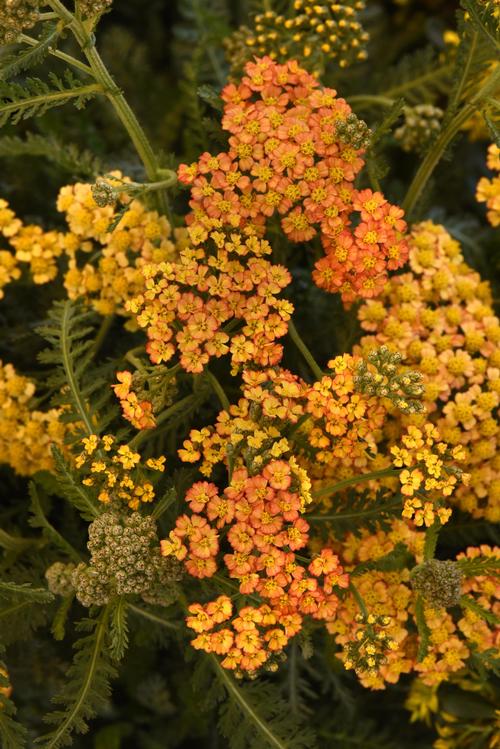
75,434,165,509
358,221,500,522
180,56,408,305
128,228,292,373
161,460,349,675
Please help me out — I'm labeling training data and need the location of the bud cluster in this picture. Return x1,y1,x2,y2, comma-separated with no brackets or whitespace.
75,0,113,19
225,0,368,75
343,613,398,676
335,112,371,149
395,105,444,155
411,559,462,609
354,345,425,414
0,0,39,44
70,511,181,607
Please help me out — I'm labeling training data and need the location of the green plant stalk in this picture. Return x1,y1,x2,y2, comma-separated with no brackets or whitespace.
349,582,368,618
403,64,500,218
288,319,323,381
311,467,401,499
47,0,170,214
307,497,402,523
19,33,93,74
206,370,230,412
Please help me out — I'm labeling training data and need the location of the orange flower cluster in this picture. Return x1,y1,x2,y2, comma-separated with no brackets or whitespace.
392,424,468,527
178,366,307,475
358,221,500,522
128,229,293,373
161,460,349,674
180,56,409,305
328,521,499,690
113,370,156,430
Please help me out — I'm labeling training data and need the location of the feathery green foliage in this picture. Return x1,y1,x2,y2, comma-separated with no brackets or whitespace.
308,489,402,536
211,657,318,749
0,72,101,127
0,24,61,81
37,299,115,441
50,446,99,521
29,481,82,561
0,132,104,176
36,606,117,749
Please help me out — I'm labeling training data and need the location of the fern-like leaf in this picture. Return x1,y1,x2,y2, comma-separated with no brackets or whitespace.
460,595,499,626
374,47,452,104
0,71,101,126
36,607,117,749
109,597,129,662
307,489,402,537
462,0,500,52
0,132,104,177
0,24,60,81
212,657,318,749
0,581,54,645
456,555,500,577
29,481,82,561
415,595,430,662
0,663,28,749
37,299,115,441
50,446,99,521
352,542,413,577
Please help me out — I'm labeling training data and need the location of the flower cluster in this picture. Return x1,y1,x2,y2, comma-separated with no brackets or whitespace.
328,521,499,690
411,560,462,609
179,366,308,475
48,511,181,608
180,57,408,305
75,434,166,509
354,345,425,414
58,177,178,316
0,0,38,44
161,460,349,674
394,105,444,155
358,221,500,521
476,143,500,227
391,424,468,527
225,1,368,76
0,360,65,476
128,228,292,373
343,613,399,676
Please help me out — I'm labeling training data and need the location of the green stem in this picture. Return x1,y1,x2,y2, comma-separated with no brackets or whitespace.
206,370,230,412
349,582,368,619
311,467,400,499
423,521,440,562
128,603,179,630
307,497,402,523
128,393,198,450
288,319,323,381
347,95,395,108
403,65,500,218
47,0,171,214
19,33,93,75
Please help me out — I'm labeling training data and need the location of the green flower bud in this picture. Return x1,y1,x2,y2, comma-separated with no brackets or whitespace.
411,559,462,609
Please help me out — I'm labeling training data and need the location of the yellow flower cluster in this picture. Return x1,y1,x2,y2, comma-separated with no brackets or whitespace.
0,175,179,316
75,433,166,509
327,521,499,690
392,424,468,527
358,221,500,522
476,144,500,227
0,360,65,476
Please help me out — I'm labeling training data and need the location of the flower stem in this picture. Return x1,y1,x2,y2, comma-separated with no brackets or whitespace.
47,0,172,214
349,582,368,618
206,370,231,412
311,467,400,499
403,64,500,219
288,319,323,381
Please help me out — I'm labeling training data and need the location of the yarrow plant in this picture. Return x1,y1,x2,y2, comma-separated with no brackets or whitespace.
0,2,499,749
